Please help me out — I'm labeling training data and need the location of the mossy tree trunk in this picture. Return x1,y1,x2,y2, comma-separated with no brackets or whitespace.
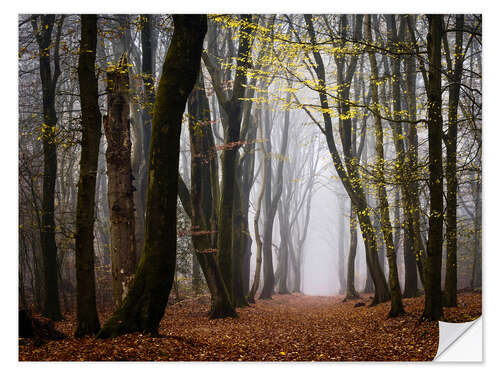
103,54,137,308
422,14,444,321
31,14,64,321
74,14,101,337
97,15,207,338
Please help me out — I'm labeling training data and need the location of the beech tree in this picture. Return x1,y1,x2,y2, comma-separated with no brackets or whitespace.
74,14,101,337
103,54,137,308
97,14,207,338
30,14,64,321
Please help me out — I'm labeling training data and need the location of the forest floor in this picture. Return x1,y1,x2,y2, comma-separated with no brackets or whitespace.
19,291,481,361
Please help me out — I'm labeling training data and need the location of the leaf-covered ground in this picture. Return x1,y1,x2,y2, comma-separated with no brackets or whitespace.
19,292,481,361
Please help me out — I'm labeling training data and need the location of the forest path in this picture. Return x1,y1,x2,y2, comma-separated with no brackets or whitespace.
19,292,481,361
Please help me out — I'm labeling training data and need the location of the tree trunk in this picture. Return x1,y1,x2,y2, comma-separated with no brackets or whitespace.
240,114,258,296
259,105,275,299
97,15,207,338
421,15,444,321
135,14,157,257
338,197,346,295
31,14,63,321
277,204,290,294
444,15,465,307
367,14,404,316
260,90,291,299
403,222,418,298
232,175,249,306
187,74,235,316
215,15,253,300
248,121,266,304
103,54,137,308
74,14,101,337
192,254,202,294
404,15,427,286
345,203,359,299
470,175,482,289
304,14,390,305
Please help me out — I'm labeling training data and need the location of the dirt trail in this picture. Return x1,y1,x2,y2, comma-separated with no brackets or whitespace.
19,292,481,361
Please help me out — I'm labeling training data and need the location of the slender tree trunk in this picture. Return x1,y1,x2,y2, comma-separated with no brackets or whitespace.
31,14,63,321
260,91,290,299
405,15,427,286
248,121,266,304
135,14,157,256
231,169,249,306
103,54,137,308
444,15,465,307
304,14,390,305
403,222,418,297
240,116,257,295
470,176,482,289
75,14,101,336
278,204,290,294
345,203,359,299
338,197,346,295
97,15,207,338
367,15,404,316
422,15,444,321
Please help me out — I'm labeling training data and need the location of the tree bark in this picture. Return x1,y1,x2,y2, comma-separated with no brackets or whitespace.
97,15,207,338
31,14,63,321
213,15,253,301
277,203,290,294
422,15,444,321
74,14,101,337
187,73,237,317
337,197,346,295
444,15,465,307
103,54,137,308
345,203,359,299
404,15,427,286
248,121,266,304
367,14,405,316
